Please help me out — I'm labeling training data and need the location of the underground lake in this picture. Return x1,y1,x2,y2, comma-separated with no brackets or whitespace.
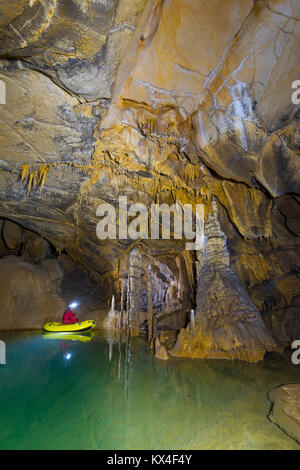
0,330,299,450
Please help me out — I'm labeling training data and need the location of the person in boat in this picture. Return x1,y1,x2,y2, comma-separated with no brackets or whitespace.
62,302,80,325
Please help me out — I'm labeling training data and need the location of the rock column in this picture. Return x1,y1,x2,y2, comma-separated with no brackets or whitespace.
128,246,142,336
147,265,154,347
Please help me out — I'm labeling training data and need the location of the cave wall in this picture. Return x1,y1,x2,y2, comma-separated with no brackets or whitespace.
0,0,299,358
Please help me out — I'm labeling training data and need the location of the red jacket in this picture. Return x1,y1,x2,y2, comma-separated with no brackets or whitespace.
62,309,79,325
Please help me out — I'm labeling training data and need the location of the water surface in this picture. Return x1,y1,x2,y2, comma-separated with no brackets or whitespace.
0,330,299,450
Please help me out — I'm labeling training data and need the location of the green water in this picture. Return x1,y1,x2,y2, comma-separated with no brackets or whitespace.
0,330,299,450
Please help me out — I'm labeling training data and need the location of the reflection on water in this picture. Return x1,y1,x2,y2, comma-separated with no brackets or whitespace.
0,330,299,450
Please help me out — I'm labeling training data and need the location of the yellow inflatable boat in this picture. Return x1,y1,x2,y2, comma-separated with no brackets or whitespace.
42,320,96,333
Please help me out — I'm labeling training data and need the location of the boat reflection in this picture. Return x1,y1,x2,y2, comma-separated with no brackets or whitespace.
42,331,95,342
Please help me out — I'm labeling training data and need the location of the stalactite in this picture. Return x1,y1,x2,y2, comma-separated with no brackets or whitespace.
126,274,130,334
21,164,49,194
183,163,201,183
21,161,92,196
21,164,29,182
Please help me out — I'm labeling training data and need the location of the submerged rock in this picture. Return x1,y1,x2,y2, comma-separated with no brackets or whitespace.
268,384,300,444
169,264,277,361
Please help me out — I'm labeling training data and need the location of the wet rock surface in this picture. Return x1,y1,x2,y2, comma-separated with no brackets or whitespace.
268,384,300,444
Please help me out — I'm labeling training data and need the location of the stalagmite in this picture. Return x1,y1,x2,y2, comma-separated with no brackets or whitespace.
170,199,277,362
103,294,117,330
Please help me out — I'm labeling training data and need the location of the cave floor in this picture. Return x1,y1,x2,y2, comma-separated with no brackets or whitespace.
0,330,299,450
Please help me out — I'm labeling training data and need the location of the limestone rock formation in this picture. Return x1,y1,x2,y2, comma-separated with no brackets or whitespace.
268,384,300,444
170,201,277,361
155,337,169,361
103,295,117,330
0,218,112,329
2,219,22,250
128,246,142,336
0,1,299,361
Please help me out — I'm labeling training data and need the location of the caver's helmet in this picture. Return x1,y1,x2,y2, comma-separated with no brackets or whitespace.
68,302,78,309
